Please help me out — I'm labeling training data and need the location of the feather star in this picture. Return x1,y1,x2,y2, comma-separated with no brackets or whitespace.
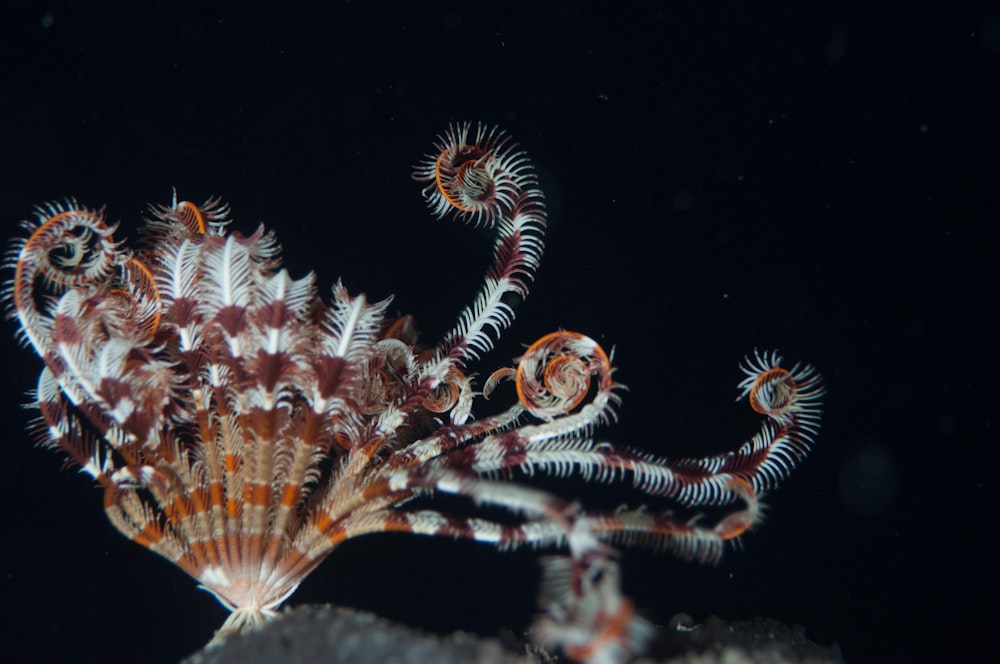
5,122,823,663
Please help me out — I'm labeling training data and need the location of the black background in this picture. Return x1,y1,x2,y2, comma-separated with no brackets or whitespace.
0,2,996,663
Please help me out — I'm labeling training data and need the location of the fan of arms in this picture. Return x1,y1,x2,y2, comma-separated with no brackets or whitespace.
5,122,823,664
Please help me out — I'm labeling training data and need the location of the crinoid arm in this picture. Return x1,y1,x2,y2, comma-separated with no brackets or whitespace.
412,122,547,367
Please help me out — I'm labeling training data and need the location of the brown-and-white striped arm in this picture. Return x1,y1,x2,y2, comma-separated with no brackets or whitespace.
412,122,547,367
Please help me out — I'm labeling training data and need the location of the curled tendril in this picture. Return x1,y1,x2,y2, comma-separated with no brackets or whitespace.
144,196,232,240
11,204,125,354
423,367,474,425
501,331,613,421
737,350,824,426
412,122,531,228
748,367,796,416
17,205,122,296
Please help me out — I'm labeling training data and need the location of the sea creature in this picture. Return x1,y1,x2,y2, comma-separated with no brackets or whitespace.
5,123,822,663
